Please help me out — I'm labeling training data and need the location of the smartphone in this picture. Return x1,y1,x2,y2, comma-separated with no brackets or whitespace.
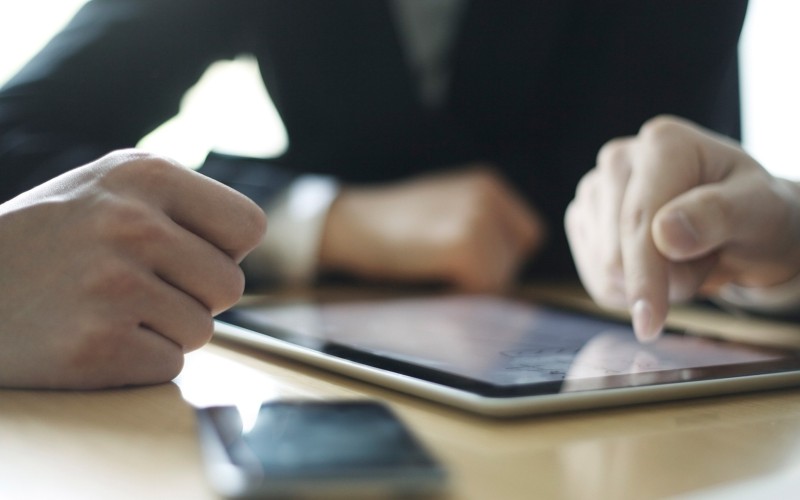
195,400,447,498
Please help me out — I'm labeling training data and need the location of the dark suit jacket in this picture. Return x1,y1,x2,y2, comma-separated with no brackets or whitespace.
0,0,748,278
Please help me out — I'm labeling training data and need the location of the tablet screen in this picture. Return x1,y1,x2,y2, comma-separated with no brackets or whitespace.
217,295,800,397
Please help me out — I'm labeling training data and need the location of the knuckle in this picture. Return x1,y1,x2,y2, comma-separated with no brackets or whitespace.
60,314,188,388
638,114,686,143
597,154,631,182
62,319,132,385
468,173,497,196
596,138,631,170
100,199,171,248
619,200,650,235
155,350,186,382
574,170,598,201
586,271,626,309
237,203,269,252
127,156,180,187
101,149,177,177
601,259,624,289
465,168,504,196
82,257,144,299
107,148,158,163
198,312,217,343
583,259,626,308
209,265,246,313
102,150,183,190
184,312,216,351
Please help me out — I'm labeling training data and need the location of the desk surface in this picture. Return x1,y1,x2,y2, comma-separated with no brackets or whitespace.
3,286,800,500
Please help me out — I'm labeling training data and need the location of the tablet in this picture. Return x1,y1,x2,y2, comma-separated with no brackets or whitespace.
214,294,800,417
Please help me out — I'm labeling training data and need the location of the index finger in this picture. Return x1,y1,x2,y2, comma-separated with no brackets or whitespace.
620,119,702,342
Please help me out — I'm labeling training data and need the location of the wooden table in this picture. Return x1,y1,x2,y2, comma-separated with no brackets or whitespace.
3,286,800,500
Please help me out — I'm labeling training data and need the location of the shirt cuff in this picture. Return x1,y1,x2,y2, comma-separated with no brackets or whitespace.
714,273,800,315
242,174,339,285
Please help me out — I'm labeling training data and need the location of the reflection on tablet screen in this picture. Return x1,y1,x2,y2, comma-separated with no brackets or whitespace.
220,295,798,397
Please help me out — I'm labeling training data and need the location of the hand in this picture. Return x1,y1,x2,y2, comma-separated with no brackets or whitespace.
0,150,266,389
319,165,545,292
565,115,800,342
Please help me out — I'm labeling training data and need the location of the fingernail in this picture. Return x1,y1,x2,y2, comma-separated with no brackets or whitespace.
632,299,660,343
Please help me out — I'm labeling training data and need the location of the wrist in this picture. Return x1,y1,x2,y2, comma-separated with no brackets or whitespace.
318,186,395,279
244,175,339,284
318,187,365,275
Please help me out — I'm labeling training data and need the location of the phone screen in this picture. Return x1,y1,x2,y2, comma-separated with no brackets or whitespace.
196,401,446,498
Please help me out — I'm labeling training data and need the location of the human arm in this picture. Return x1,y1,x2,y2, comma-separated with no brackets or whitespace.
317,165,546,292
202,157,545,291
565,115,800,342
0,150,266,389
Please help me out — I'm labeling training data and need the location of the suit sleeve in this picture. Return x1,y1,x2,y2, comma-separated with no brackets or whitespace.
0,0,251,202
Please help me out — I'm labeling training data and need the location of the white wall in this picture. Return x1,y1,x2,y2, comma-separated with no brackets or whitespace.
739,1,800,179
0,1,87,81
1,1,797,177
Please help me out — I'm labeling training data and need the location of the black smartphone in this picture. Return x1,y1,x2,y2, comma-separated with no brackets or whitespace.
195,400,447,498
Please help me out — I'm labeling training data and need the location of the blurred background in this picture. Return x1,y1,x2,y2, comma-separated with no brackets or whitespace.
1,1,797,179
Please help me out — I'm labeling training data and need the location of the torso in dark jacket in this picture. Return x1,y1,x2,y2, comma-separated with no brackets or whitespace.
0,0,748,276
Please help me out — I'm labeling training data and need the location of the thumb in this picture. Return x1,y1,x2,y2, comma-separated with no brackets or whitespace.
651,182,748,261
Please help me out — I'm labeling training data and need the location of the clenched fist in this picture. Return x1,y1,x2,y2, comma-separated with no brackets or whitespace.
319,166,545,292
0,150,266,389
